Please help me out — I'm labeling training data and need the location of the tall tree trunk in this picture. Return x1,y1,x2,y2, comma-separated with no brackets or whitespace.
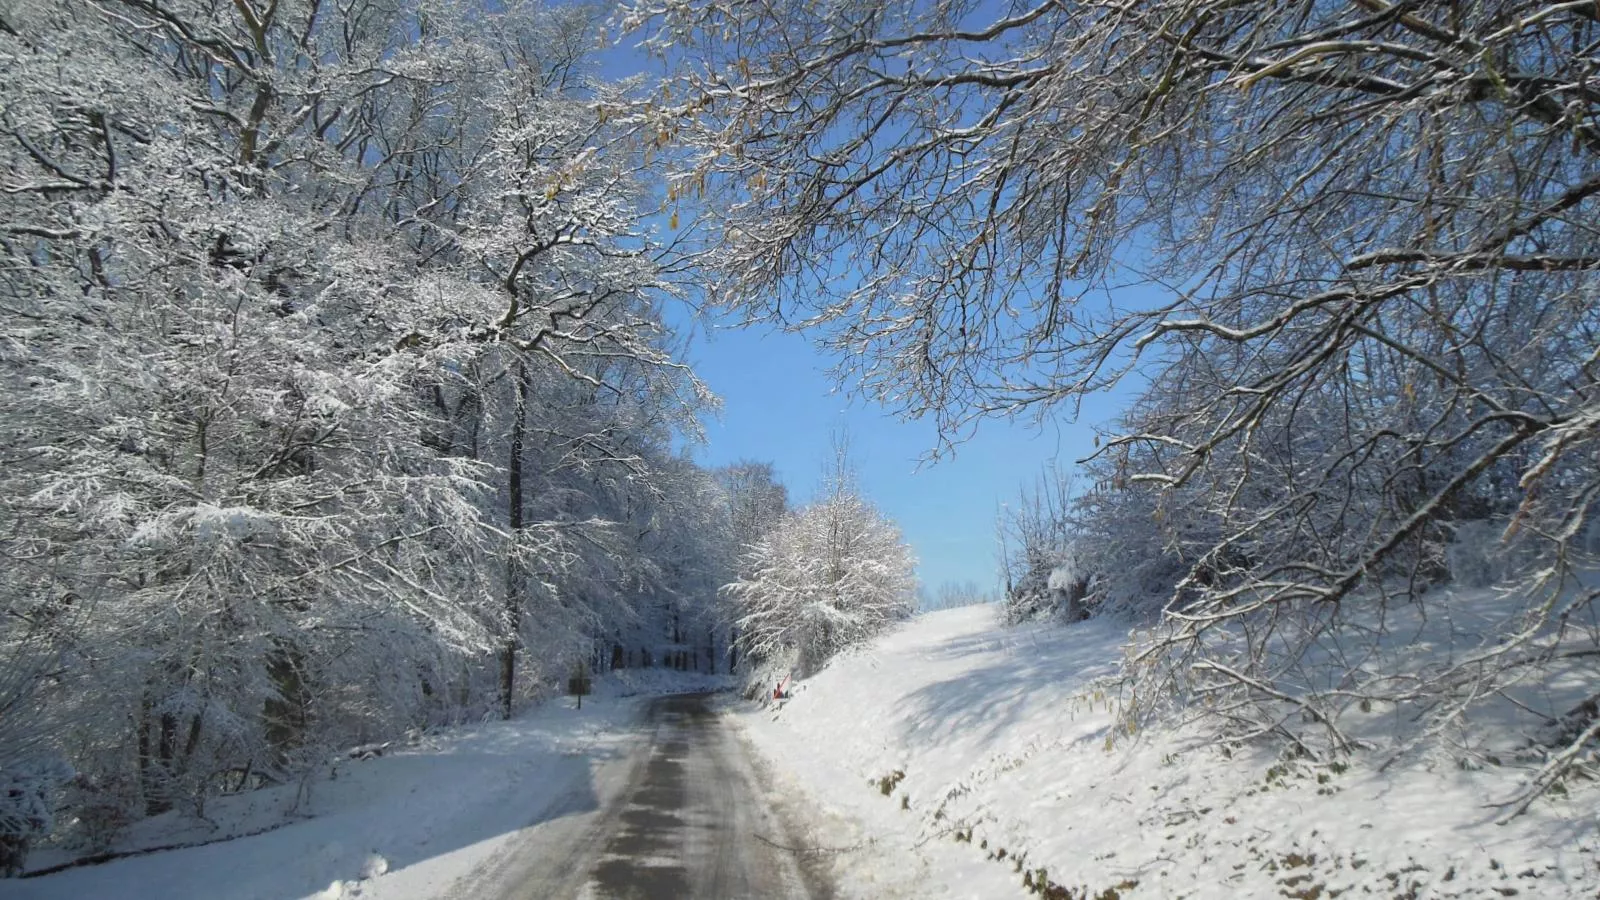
264,641,309,765
500,359,529,720
136,694,158,816
152,710,178,815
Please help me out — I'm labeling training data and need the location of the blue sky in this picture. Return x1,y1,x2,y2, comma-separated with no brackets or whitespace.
668,307,1132,595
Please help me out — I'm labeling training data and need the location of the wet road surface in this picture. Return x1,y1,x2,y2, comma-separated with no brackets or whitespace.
467,692,827,900
582,693,819,899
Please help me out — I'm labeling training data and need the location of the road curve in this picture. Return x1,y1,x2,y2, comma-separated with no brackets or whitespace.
467,692,828,900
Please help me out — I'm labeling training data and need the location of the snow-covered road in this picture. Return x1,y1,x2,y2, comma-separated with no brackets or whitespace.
458,692,825,900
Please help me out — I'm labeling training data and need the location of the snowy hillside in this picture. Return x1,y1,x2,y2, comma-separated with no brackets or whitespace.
736,604,1600,899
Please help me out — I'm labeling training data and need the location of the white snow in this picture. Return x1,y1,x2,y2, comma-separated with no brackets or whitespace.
1045,563,1074,592
359,853,389,880
11,670,729,900
13,606,1600,899
733,604,1600,898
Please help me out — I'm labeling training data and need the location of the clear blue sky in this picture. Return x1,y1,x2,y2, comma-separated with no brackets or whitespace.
668,308,1130,595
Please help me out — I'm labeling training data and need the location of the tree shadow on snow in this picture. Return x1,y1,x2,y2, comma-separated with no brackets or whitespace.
893,619,1128,755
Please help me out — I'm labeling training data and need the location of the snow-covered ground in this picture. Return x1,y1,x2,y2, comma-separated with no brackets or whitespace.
734,604,1600,899
13,609,1599,899
11,669,729,900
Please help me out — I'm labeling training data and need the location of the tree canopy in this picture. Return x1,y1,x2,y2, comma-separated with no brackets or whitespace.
625,0,1600,812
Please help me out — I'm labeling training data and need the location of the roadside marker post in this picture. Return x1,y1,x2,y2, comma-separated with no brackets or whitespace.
568,661,592,709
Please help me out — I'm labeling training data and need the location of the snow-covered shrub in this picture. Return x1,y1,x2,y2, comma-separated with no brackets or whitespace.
0,758,73,877
997,468,1080,624
736,648,800,701
1002,572,1054,625
61,773,137,853
1046,562,1090,623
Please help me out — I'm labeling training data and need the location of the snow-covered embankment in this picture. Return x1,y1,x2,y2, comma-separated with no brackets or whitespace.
735,605,1599,899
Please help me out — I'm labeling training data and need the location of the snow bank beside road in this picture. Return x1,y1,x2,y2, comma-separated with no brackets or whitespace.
735,604,1600,898
11,670,727,900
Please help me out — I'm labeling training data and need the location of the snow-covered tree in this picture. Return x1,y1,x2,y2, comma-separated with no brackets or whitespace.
726,460,914,678
0,0,719,864
716,460,791,556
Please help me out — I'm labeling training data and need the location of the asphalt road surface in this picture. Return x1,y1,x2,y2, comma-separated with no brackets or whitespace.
462,692,830,900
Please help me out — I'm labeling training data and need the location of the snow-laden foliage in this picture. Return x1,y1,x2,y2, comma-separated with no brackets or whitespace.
997,466,1082,624
0,0,740,867
715,461,791,560
726,480,915,678
625,0,1600,810
711,460,790,671
0,757,73,877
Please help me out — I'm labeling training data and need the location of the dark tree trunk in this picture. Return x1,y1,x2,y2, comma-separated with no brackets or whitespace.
265,641,309,764
136,696,159,816
151,711,178,815
500,360,529,720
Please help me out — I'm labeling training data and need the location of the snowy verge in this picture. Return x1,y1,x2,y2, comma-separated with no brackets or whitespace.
11,669,728,900
732,604,1600,899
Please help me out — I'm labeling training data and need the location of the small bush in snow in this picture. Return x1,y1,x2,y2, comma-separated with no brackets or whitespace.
875,769,905,796
1,757,73,876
